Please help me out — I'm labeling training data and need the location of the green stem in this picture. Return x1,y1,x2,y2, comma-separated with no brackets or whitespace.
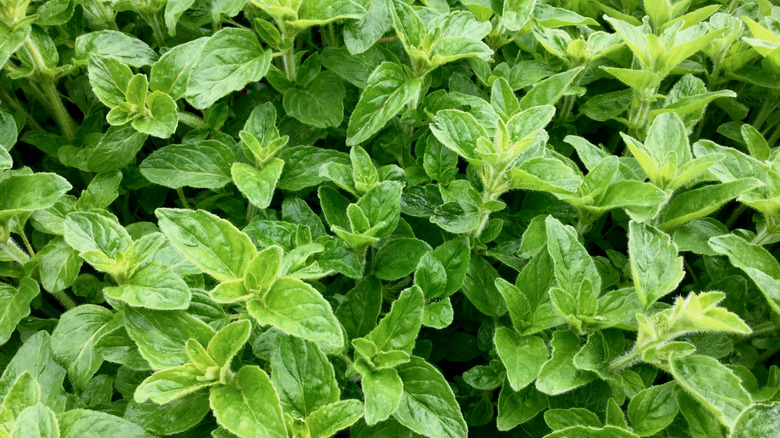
327,24,339,48
39,81,77,142
0,90,43,131
747,321,779,338
751,98,776,132
608,350,640,372
145,11,166,47
282,48,297,81
53,291,77,310
19,231,35,257
178,112,210,130
724,204,747,229
558,94,576,123
24,37,77,142
177,188,191,209
0,237,30,265
768,121,780,147
752,226,772,245
92,0,118,30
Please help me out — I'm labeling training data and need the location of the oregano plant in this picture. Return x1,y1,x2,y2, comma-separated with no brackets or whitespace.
0,0,779,437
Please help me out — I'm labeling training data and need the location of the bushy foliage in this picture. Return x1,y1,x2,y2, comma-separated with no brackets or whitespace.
1,0,779,437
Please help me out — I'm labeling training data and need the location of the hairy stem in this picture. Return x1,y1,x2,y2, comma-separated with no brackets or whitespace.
53,291,77,310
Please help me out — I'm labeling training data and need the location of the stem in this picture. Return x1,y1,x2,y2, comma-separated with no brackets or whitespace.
376,36,399,43
282,48,297,81
177,188,191,209
0,237,30,265
0,90,43,131
751,98,776,132
768,121,780,147
144,11,166,47
92,0,118,30
747,321,779,338
19,231,35,257
39,81,77,142
724,204,747,229
327,24,339,48
178,112,210,130
53,291,77,310
608,350,640,372
558,94,576,123
24,37,78,142
752,227,772,245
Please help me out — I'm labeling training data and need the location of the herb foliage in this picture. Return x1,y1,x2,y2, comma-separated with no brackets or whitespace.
1,0,780,437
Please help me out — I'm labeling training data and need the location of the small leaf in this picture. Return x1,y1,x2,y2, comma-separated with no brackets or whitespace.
209,366,287,438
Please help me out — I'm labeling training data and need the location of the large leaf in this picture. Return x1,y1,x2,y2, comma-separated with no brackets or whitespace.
393,356,468,438
209,366,287,438
186,29,271,109
346,63,422,146
156,208,257,282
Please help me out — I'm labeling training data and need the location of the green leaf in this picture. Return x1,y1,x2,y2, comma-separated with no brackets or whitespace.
346,63,422,146
283,71,345,128
140,140,235,189
393,356,468,438
730,402,780,438
306,399,364,438
58,409,153,438
628,221,684,309
344,0,392,54
545,216,599,315
0,331,67,413
503,0,536,32
628,382,679,436
81,125,146,172
87,54,132,107
232,159,284,210
149,37,208,100
535,330,595,395
124,393,210,436
336,276,382,340
247,277,344,349
659,179,763,230
0,278,38,346
494,328,547,391
462,255,508,318
545,425,640,437
357,181,403,238
708,234,780,315
278,146,350,191
544,408,602,430
156,208,257,282
519,67,584,110
11,403,58,438
104,263,190,310
374,238,431,280
134,363,213,404
429,109,487,161
0,372,41,435
670,355,751,429
360,367,402,425
496,383,547,431
209,365,287,438
367,286,424,354
186,28,271,109
422,298,454,329
62,212,132,261
75,31,157,67
270,334,339,418
50,305,114,389
123,307,215,370
0,173,71,225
